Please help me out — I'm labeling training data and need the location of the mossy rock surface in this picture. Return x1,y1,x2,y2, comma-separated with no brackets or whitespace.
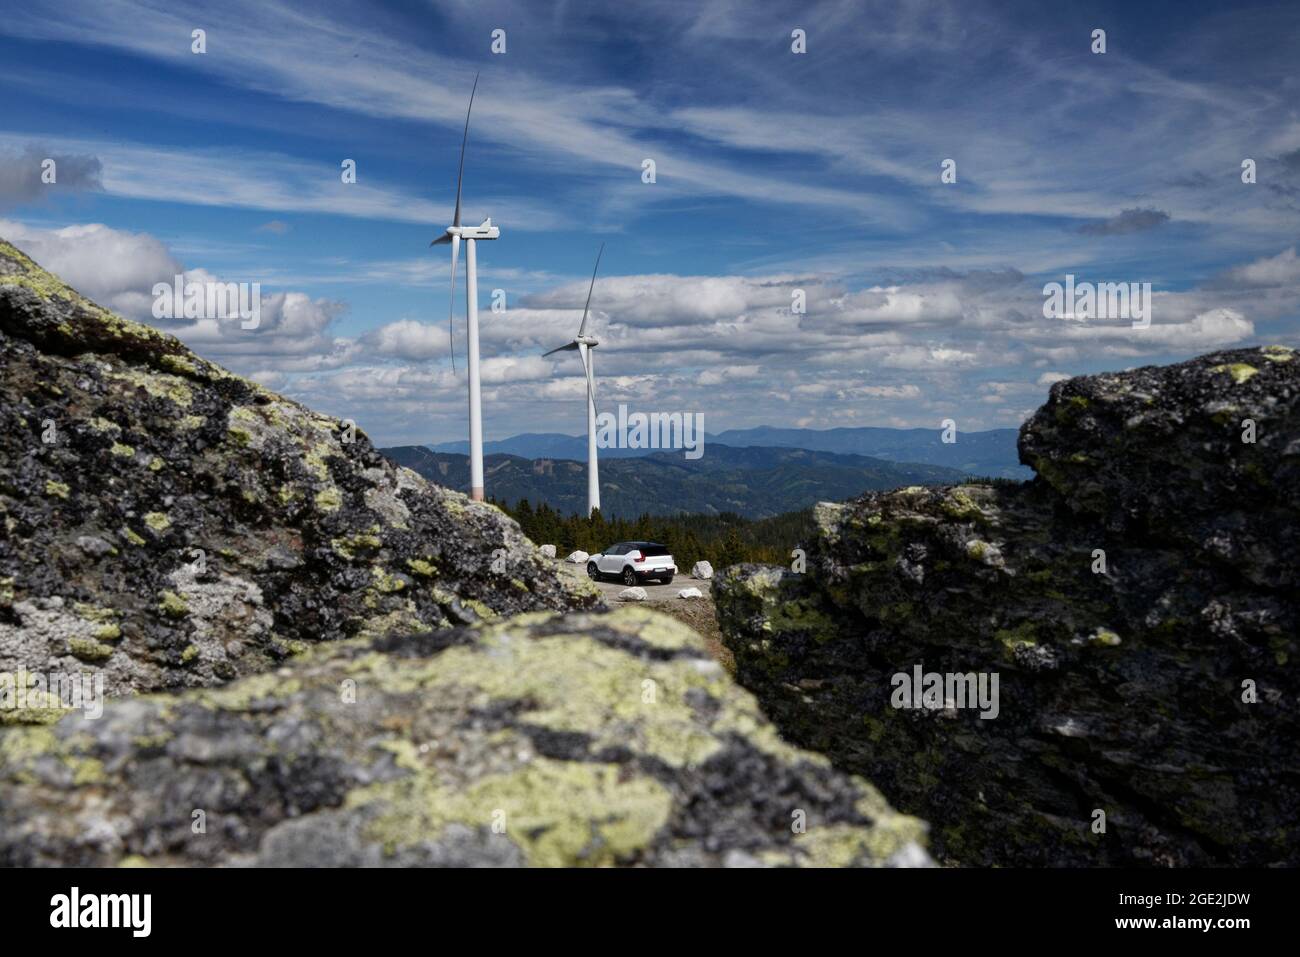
0,238,600,696
0,608,929,867
716,348,1299,867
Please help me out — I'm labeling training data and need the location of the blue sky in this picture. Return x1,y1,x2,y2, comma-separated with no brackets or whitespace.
2,0,1298,446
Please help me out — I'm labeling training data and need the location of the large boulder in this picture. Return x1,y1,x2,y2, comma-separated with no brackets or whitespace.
0,238,600,699
691,561,714,580
618,587,648,602
0,607,930,867
716,347,1299,867
1019,344,1299,587
539,544,557,559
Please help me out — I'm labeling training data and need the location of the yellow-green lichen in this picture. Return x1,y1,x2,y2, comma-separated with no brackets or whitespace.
1090,627,1122,647
996,623,1039,657
1209,363,1259,385
371,566,406,594
68,638,114,662
941,489,984,520
72,602,117,622
44,480,70,499
460,598,496,620
158,590,189,618
333,533,383,560
304,444,335,482
348,758,673,867
143,512,170,532
109,368,193,406
314,487,343,512
381,617,724,769
406,558,438,578
159,354,197,376
0,690,66,726
110,442,135,458
197,670,302,711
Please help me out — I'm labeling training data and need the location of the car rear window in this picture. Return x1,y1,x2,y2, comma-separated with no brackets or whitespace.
641,544,671,556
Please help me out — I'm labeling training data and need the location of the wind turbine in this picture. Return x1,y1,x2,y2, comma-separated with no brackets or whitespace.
432,73,499,502
543,244,605,517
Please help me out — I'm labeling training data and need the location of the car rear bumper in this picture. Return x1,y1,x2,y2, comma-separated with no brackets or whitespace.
632,566,676,579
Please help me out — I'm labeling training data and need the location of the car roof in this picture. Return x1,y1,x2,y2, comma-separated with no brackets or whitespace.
623,541,667,548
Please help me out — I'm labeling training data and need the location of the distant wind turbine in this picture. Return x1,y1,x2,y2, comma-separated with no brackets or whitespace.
543,244,605,517
431,72,499,502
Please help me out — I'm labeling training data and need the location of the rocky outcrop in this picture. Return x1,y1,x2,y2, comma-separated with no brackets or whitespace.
0,240,929,867
0,607,929,867
0,239,600,699
716,347,1299,866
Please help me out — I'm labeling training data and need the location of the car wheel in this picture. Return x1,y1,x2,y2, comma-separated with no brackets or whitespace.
587,562,600,581
660,575,674,584
622,567,638,586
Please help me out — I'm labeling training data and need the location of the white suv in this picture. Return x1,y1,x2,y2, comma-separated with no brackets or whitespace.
588,542,677,585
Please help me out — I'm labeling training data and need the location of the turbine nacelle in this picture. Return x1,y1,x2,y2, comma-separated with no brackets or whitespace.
456,218,500,241
433,218,499,245
575,334,599,348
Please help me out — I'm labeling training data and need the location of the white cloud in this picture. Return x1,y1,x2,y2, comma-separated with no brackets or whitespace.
364,319,449,361
0,219,179,316
3,217,1291,446
1220,247,1300,287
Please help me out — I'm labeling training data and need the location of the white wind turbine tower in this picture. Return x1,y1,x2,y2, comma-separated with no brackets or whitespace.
432,73,499,502
543,244,605,517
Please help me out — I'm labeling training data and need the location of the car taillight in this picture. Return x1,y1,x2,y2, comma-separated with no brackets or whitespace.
630,551,644,562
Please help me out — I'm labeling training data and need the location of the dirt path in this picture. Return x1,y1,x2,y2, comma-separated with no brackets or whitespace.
551,559,730,670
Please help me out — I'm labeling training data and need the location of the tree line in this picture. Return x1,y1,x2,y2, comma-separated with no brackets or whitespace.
490,498,816,569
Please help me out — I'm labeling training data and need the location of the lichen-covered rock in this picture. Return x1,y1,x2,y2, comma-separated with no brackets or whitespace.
716,348,1299,867
0,607,929,867
0,239,600,700
1020,345,1299,588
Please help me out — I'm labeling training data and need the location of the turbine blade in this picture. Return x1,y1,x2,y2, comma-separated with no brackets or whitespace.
577,242,604,338
447,234,460,375
431,233,451,246
452,73,479,229
542,341,579,357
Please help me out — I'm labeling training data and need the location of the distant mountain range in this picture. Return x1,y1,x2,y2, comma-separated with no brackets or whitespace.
428,425,1031,480
382,443,978,519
